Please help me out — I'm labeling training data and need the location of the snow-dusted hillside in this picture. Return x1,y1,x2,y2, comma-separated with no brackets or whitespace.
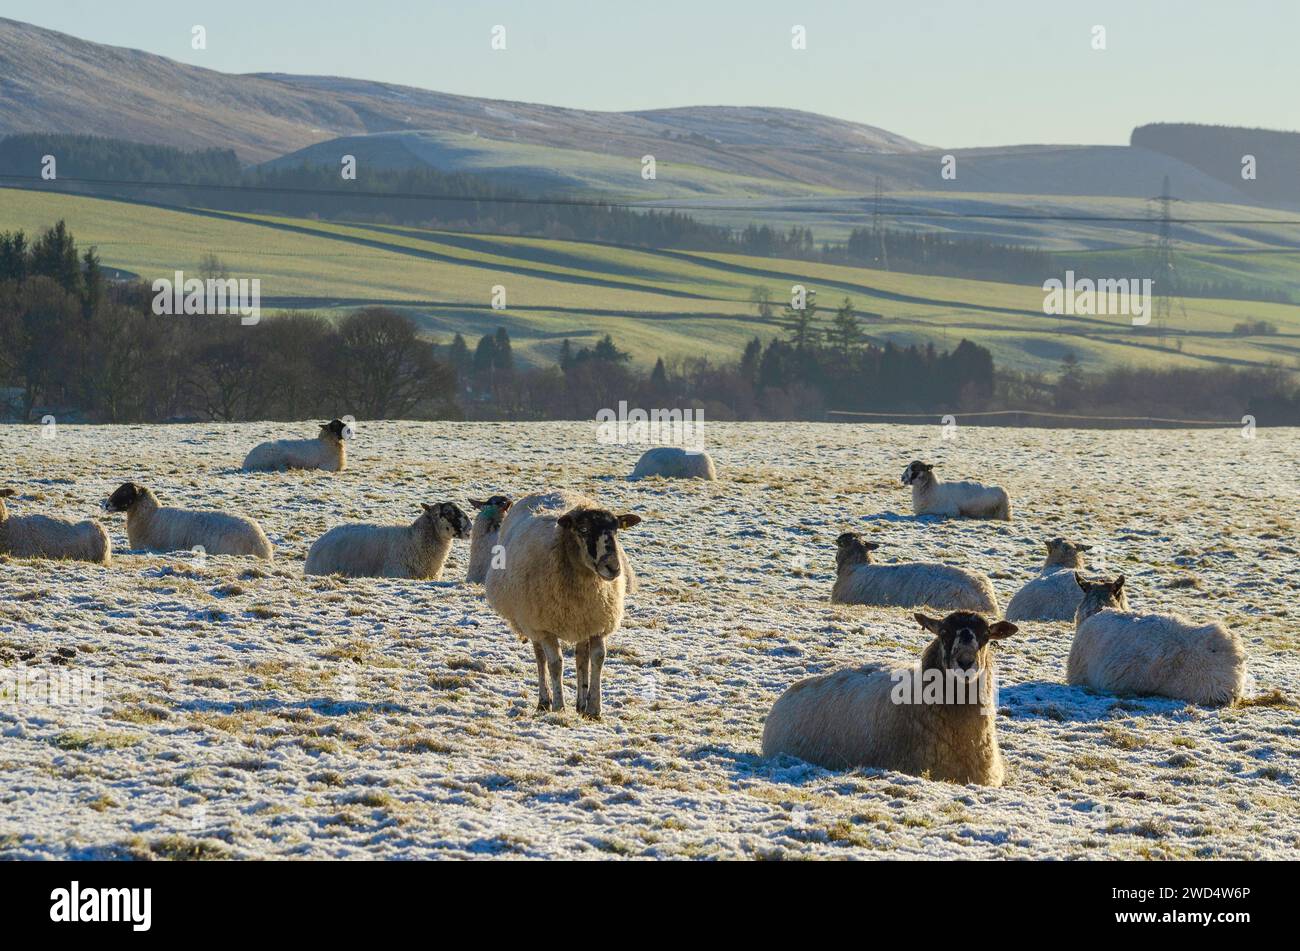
0,422,1296,859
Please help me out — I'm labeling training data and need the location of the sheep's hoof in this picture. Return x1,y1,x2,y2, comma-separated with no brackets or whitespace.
580,709,602,721
536,698,553,712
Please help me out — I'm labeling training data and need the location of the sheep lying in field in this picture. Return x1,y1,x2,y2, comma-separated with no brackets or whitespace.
484,490,641,717
0,494,112,565
103,483,273,560
832,533,999,613
1005,537,1092,621
465,495,512,584
306,502,471,579
901,461,1010,520
242,419,350,472
1068,574,1246,706
629,447,716,481
762,611,1018,785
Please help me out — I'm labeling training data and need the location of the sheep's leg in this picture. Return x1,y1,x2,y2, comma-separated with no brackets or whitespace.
542,635,565,712
532,641,552,711
585,636,606,720
574,639,591,715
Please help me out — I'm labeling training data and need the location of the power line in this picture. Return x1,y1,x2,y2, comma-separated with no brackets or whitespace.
6,176,1300,226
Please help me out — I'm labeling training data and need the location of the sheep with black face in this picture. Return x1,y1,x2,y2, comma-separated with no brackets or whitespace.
1068,574,1246,706
1005,537,1094,621
762,611,1018,785
832,532,999,612
465,495,512,584
484,490,641,717
242,419,350,472
103,482,273,560
901,460,1011,520
304,502,471,579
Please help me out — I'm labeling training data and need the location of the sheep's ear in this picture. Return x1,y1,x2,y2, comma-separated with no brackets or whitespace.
469,498,488,509
988,621,1018,640
914,613,942,634
1074,572,1087,591
557,513,575,531
1078,544,1093,552
863,541,880,550
1112,575,1125,593
421,503,436,515
616,513,642,530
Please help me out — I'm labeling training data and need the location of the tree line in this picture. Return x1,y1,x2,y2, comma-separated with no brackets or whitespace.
0,222,455,422
3,221,1297,425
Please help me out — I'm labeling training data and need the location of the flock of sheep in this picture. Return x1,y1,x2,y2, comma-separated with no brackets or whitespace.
766,459,1249,786
0,421,1249,792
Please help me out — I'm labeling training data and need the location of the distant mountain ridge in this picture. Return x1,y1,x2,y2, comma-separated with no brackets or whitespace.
2,17,1295,209
0,17,921,176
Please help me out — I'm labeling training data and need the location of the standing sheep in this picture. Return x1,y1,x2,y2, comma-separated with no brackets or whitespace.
465,495,512,584
484,490,642,717
1068,574,1246,706
629,447,717,481
305,502,471,579
0,494,112,565
1005,537,1093,622
103,483,273,560
831,533,999,613
762,611,1018,785
901,461,1011,520
242,419,350,472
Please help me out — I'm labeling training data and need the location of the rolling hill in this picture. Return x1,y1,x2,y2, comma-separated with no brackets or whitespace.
4,15,1298,382
4,16,1296,213
0,16,920,177
3,188,1297,377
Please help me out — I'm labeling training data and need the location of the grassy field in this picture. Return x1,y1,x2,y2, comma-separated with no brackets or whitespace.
653,191,1300,252
3,187,1299,376
2,422,1297,859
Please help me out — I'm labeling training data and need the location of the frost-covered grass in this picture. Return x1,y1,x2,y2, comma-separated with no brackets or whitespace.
0,421,1296,860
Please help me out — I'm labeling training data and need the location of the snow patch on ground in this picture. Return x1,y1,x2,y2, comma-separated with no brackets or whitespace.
0,422,1296,859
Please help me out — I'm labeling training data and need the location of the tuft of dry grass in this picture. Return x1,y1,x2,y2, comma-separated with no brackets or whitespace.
1237,689,1294,709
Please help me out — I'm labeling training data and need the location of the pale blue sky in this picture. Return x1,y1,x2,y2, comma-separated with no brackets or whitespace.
9,0,1298,147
